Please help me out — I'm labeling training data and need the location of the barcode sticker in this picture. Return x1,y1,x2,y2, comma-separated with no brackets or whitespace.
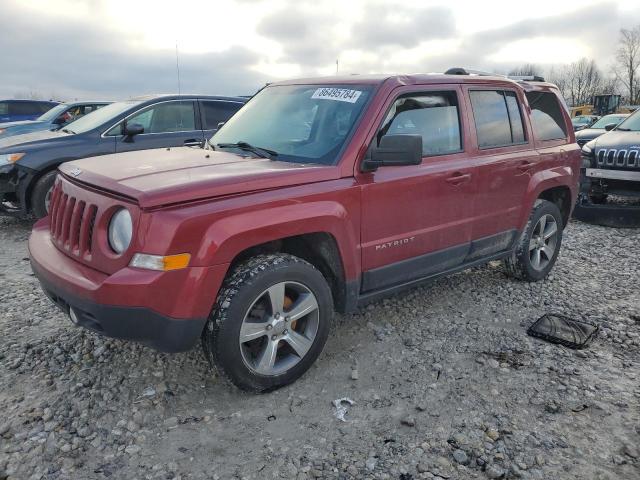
311,88,362,103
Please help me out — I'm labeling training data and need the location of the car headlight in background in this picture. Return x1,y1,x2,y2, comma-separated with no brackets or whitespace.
0,153,25,165
108,208,132,254
581,144,592,155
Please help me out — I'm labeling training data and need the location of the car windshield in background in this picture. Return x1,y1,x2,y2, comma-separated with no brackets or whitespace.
572,117,591,125
615,111,640,131
590,115,627,129
63,101,140,134
37,104,68,122
212,85,373,165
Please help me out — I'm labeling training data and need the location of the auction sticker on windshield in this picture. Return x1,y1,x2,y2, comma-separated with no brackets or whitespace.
312,88,362,103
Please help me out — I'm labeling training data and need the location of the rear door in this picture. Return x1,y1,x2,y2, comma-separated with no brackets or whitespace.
357,86,477,292
463,86,537,258
113,100,205,152
199,99,245,138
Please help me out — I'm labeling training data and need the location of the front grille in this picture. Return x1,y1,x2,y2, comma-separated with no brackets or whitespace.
49,181,98,257
596,148,640,170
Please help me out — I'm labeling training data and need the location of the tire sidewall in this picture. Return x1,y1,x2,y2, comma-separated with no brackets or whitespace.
31,171,58,219
520,201,563,281
210,259,332,391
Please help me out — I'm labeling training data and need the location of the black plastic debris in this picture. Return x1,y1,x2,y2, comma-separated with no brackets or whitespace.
527,314,598,349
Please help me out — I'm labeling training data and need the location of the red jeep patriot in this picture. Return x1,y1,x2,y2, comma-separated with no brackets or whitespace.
29,70,580,391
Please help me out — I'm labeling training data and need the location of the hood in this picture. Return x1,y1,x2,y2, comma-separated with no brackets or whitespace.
591,130,640,150
0,128,70,151
59,147,340,209
0,120,45,129
575,128,605,142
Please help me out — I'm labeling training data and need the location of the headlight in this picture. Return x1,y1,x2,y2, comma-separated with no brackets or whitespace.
108,209,132,254
0,153,25,165
581,144,592,155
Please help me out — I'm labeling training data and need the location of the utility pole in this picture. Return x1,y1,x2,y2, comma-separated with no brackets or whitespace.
336,58,339,75
175,41,182,95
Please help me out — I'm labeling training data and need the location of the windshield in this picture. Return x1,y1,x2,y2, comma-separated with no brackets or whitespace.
591,115,627,129
212,84,373,165
37,104,68,122
615,110,640,131
572,116,591,125
63,101,140,134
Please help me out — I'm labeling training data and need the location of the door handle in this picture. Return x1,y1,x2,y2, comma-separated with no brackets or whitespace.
445,172,471,185
184,139,203,147
517,161,534,172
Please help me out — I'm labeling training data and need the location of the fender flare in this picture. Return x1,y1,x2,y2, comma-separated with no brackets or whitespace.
519,166,577,229
195,200,359,279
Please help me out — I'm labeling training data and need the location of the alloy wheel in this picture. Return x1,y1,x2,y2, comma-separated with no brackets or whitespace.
528,214,558,271
238,281,319,376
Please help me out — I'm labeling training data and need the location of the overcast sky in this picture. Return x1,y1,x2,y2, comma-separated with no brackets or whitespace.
1,0,639,101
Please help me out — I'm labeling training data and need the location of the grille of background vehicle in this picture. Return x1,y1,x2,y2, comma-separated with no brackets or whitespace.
49,182,98,257
596,149,639,170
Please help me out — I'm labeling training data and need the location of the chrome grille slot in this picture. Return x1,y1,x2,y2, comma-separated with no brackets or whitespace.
597,150,605,166
49,190,98,257
616,150,627,166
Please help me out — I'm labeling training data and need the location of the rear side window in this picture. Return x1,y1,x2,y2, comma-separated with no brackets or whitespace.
38,102,55,113
526,92,567,141
0,102,7,115
378,91,462,156
201,101,244,130
470,90,526,148
9,102,40,116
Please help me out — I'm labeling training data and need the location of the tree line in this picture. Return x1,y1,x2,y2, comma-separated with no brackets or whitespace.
508,26,640,107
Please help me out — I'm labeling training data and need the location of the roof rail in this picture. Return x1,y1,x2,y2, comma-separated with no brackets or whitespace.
445,67,497,76
445,67,546,83
508,75,546,82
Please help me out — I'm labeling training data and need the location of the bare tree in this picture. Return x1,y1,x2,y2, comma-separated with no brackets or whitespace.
546,59,603,106
508,63,542,76
613,26,640,104
13,90,44,100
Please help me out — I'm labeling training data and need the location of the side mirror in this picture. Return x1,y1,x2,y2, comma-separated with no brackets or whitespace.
361,135,423,172
604,123,617,131
124,123,144,137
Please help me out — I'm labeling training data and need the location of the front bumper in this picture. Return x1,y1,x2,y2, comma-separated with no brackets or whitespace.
0,163,31,217
29,220,229,352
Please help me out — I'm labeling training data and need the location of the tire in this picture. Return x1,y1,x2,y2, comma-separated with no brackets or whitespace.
504,199,563,282
202,254,333,392
31,170,58,219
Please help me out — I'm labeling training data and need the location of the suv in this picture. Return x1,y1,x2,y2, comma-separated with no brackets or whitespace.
577,109,640,226
29,72,580,392
0,94,246,218
0,99,59,123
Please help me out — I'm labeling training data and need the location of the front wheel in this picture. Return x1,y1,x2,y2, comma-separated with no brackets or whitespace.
31,170,58,219
504,199,563,282
202,254,333,392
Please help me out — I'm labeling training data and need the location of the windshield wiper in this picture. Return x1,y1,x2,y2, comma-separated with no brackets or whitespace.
61,128,75,134
216,141,278,159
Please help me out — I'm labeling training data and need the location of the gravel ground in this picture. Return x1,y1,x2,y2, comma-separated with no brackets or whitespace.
1,216,639,480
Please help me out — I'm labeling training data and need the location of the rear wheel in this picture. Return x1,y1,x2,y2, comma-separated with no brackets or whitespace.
504,199,563,281
202,254,333,392
31,171,58,219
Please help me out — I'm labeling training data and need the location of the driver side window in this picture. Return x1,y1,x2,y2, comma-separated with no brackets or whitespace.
378,91,462,156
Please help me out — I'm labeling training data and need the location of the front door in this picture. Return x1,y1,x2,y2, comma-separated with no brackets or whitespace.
358,87,477,292
114,100,204,153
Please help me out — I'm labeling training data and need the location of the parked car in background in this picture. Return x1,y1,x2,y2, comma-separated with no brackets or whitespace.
0,101,111,139
28,71,580,392
572,115,599,131
577,109,640,226
0,94,246,218
0,100,59,122
575,113,630,147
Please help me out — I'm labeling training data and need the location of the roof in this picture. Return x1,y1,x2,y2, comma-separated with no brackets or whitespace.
128,94,247,103
269,73,557,91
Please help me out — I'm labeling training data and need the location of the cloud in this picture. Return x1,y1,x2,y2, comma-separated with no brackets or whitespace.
350,5,456,49
0,1,268,100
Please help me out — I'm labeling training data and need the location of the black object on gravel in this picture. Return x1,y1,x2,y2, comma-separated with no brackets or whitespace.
527,314,599,349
